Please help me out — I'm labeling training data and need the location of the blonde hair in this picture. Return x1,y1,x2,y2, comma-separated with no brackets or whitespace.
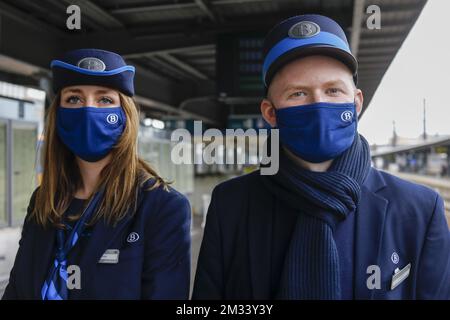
32,92,167,227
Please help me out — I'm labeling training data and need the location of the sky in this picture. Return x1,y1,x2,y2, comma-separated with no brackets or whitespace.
358,0,450,145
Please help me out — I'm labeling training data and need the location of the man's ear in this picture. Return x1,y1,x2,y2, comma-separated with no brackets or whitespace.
354,88,364,116
260,98,277,127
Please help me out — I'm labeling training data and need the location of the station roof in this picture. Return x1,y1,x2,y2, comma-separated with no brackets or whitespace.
0,0,427,127
372,135,450,157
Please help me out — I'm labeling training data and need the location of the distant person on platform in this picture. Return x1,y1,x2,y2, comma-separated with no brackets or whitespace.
193,14,450,300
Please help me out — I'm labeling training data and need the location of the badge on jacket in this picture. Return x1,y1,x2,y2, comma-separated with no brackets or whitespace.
98,249,120,264
390,263,411,290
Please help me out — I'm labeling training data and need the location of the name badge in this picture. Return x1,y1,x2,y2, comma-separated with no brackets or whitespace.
390,263,411,290
98,249,120,264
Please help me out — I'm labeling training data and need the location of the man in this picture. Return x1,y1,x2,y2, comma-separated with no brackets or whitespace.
193,14,450,300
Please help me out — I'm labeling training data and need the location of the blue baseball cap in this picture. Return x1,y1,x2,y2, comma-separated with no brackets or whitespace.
51,48,136,96
262,14,358,88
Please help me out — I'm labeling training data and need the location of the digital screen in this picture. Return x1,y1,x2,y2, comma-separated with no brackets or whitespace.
217,33,265,97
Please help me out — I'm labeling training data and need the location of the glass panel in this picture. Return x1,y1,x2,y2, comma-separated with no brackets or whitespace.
159,142,172,181
137,130,194,194
138,135,161,175
0,121,6,226
0,97,19,119
12,122,37,225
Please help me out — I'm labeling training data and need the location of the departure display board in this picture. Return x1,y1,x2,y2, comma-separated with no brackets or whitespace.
217,33,265,97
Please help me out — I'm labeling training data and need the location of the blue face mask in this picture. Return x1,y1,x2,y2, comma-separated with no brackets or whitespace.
274,102,357,163
56,106,126,162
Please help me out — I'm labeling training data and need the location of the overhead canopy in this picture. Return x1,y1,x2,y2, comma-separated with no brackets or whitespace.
0,0,427,126
372,136,450,157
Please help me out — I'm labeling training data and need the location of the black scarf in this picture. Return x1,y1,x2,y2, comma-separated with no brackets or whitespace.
261,134,371,299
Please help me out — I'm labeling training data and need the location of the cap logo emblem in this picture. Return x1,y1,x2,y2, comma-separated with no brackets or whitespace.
77,57,106,71
288,21,320,38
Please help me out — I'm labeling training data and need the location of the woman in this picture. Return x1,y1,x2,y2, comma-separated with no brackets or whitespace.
2,49,191,300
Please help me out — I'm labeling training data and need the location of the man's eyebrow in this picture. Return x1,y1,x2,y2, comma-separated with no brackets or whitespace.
282,83,311,92
322,79,348,87
280,79,351,93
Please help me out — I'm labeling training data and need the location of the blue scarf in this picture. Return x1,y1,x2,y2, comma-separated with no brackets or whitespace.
41,190,104,300
262,134,371,299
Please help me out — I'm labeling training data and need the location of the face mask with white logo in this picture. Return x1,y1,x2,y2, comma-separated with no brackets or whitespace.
274,102,357,163
56,106,126,162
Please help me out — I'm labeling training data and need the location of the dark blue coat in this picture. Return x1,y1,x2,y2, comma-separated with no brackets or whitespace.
193,167,450,300
2,181,191,300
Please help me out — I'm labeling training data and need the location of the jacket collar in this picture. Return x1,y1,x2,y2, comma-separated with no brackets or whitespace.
354,167,389,299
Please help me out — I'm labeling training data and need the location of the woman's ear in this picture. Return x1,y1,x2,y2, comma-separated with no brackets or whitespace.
354,88,364,116
260,98,277,127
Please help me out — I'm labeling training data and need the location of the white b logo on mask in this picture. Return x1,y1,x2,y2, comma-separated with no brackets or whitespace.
341,110,353,122
107,114,119,124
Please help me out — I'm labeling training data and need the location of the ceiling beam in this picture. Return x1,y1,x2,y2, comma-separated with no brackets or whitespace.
359,37,404,47
135,95,220,126
0,14,62,71
66,9,319,46
358,47,398,56
0,1,65,37
111,3,195,15
213,0,272,4
360,31,407,40
361,25,410,35
194,0,218,22
124,44,215,59
0,54,48,77
350,0,365,57
62,16,290,60
358,57,391,63
62,29,215,59
156,53,209,80
145,56,194,81
61,0,124,28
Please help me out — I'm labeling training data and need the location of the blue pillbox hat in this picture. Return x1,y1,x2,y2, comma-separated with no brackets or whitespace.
262,14,358,88
51,48,135,96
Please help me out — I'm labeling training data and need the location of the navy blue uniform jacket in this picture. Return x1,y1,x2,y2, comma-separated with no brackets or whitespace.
2,180,191,300
193,167,450,299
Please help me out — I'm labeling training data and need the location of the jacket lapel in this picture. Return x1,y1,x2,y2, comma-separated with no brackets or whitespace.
70,190,145,299
248,174,273,299
32,222,55,299
354,168,389,299
69,212,134,299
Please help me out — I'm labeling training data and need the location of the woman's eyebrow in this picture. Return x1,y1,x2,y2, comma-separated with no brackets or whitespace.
62,88,82,94
95,89,114,95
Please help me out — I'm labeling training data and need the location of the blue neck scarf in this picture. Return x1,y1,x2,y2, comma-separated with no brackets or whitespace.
261,134,371,299
41,190,104,300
